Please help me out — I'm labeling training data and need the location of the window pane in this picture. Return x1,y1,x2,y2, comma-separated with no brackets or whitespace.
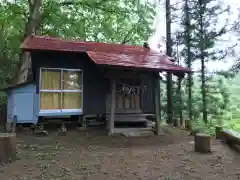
63,92,82,109
40,92,61,110
63,70,81,90
41,69,61,90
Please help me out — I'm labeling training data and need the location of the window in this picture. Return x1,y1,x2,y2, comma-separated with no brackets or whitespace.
40,68,83,113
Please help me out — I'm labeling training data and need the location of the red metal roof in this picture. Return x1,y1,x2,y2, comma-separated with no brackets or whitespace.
21,35,191,72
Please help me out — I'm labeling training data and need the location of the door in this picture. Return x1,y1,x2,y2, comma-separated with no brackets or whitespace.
115,92,140,110
106,77,142,113
13,93,34,123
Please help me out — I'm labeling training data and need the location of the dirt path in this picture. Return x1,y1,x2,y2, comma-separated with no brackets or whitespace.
0,128,240,180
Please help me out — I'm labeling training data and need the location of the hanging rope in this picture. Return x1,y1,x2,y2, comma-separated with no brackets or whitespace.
116,80,147,96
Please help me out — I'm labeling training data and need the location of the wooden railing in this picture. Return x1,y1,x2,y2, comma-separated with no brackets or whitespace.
217,127,240,153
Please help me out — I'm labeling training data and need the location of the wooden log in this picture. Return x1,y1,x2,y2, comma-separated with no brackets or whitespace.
229,144,240,153
215,126,223,139
221,129,240,153
194,133,212,153
221,129,240,145
185,120,192,130
0,133,16,163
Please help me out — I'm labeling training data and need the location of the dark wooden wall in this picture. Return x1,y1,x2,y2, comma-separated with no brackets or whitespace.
31,51,107,114
31,51,156,115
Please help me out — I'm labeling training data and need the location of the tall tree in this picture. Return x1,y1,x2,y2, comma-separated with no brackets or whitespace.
166,0,173,124
184,0,193,122
17,0,43,84
10,0,156,84
190,0,229,123
199,0,207,123
0,0,155,108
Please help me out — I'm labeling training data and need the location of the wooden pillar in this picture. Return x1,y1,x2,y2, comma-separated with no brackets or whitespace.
0,133,16,163
109,79,116,135
155,74,161,135
178,77,183,126
167,72,173,124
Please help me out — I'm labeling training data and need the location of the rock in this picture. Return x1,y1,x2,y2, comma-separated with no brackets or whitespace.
34,130,48,136
76,126,86,132
58,123,67,136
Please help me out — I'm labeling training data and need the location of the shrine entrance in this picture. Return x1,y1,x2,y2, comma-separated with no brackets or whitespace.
104,68,154,135
106,76,145,114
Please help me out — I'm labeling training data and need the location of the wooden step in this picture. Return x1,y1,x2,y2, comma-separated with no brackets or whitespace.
113,127,153,134
106,114,151,122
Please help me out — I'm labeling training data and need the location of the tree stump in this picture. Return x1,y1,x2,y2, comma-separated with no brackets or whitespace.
0,133,16,163
173,118,180,127
185,120,192,130
194,133,212,153
215,126,223,139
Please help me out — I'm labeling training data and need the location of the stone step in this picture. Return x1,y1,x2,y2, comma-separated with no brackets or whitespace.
121,130,154,137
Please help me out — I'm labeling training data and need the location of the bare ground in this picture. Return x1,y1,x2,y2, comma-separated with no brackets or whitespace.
0,127,240,180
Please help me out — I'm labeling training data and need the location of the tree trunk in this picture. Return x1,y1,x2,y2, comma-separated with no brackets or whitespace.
16,0,42,84
166,0,173,124
185,119,192,130
184,0,193,122
200,4,207,124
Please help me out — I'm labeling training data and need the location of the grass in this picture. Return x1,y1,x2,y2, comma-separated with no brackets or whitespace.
189,117,240,136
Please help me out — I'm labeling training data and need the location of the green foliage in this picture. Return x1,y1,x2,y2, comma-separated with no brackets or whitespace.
0,0,155,109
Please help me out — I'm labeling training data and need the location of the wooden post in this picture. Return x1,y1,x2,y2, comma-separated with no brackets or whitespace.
0,133,16,163
155,75,161,135
173,118,180,127
109,79,116,135
215,126,223,139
